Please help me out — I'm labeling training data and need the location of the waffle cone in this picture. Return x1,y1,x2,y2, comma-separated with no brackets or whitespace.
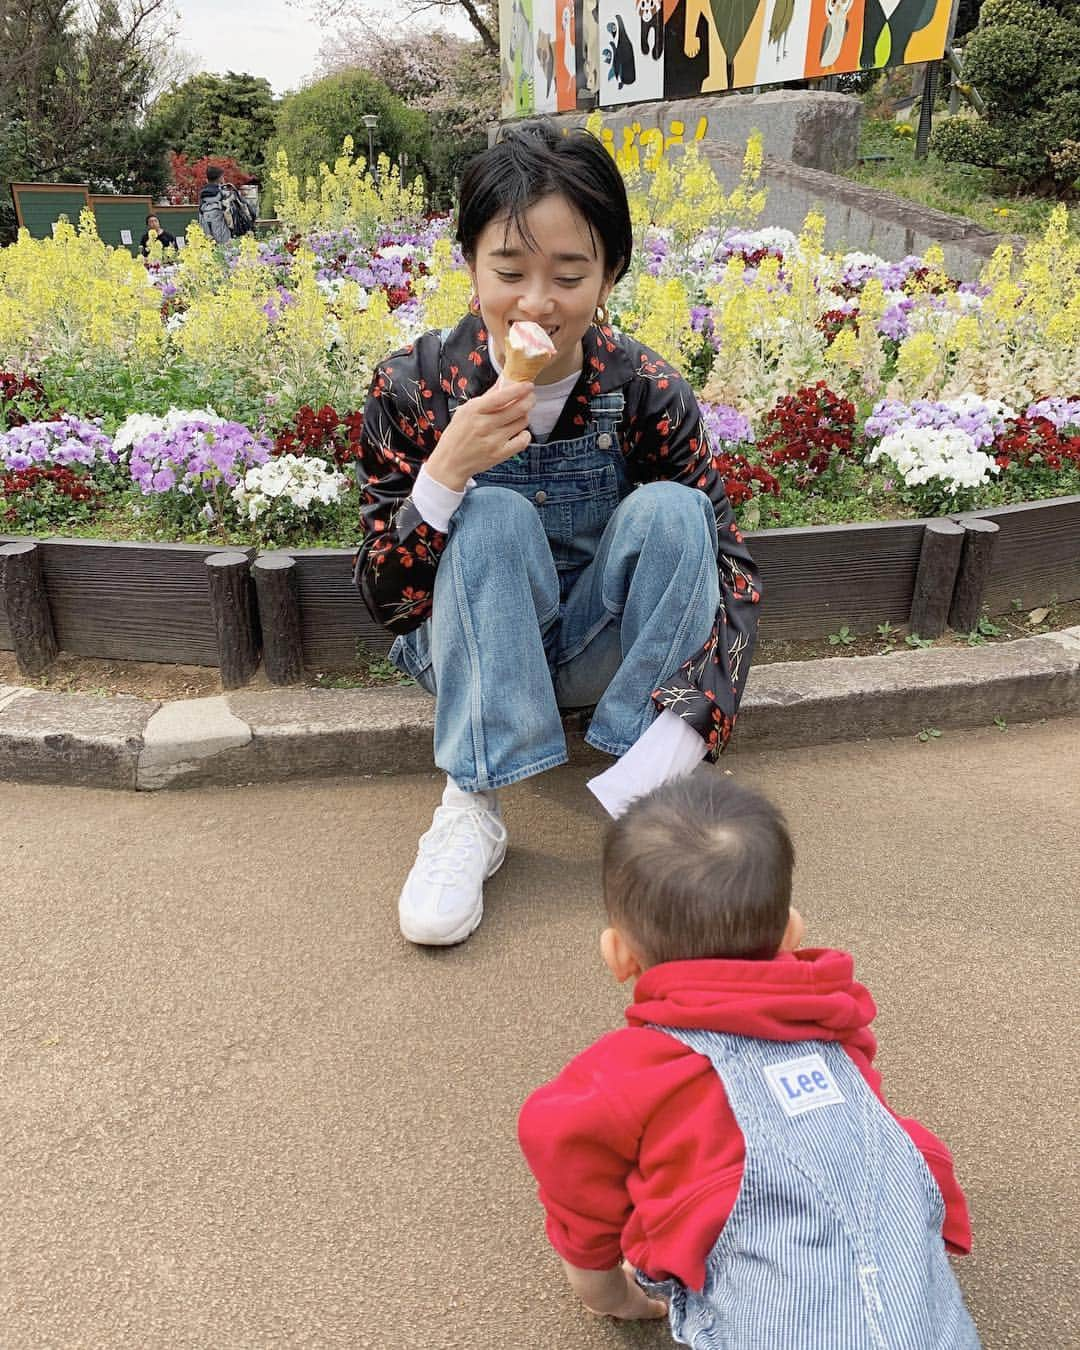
502,346,556,383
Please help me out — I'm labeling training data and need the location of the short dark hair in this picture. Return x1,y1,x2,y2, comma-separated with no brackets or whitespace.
146,214,159,226
456,122,632,283
603,775,795,966
205,165,224,183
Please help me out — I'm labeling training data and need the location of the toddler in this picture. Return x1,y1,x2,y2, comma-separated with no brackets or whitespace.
518,774,979,1347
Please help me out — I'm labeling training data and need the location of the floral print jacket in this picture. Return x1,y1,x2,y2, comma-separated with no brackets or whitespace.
354,313,762,758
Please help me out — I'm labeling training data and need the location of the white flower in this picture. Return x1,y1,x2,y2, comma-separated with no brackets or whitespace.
112,407,224,459
866,426,1000,492
842,251,888,272
231,453,347,520
377,244,416,260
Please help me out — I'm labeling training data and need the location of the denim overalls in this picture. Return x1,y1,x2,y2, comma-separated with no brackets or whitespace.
389,341,721,791
641,1027,981,1350
469,388,632,601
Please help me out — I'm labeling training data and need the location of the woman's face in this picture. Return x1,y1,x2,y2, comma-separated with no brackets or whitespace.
469,193,614,385
147,217,160,232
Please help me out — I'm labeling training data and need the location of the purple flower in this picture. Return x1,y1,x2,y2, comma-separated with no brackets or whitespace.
864,396,1016,448
128,420,270,500
0,416,112,471
698,399,753,447
1025,397,1080,432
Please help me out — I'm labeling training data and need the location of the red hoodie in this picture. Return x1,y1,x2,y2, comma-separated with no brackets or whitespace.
518,948,972,1292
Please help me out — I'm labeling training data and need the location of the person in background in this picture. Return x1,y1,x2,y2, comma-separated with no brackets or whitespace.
139,214,177,255
197,165,255,244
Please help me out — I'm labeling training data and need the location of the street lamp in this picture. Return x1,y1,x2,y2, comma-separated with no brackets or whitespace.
361,113,378,179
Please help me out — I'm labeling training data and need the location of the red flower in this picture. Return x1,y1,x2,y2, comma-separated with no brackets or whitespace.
760,382,856,482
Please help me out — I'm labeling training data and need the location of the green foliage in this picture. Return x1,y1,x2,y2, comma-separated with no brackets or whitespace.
266,71,428,214
852,118,1080,239
932,0,1080,192
0,0,173,241
150,72,277,178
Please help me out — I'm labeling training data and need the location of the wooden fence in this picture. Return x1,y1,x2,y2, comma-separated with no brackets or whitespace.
9,183,276,255
3,494,1079,684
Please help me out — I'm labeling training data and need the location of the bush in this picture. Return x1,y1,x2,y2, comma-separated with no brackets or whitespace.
933,0,1080,193
266,71,428,215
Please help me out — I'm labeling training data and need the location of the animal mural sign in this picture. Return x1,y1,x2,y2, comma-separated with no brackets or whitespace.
499,0,953,111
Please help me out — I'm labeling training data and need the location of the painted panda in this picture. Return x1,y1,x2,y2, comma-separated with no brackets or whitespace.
636,0,664,59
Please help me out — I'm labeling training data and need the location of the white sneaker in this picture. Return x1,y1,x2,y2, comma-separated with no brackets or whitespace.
398,779,508,945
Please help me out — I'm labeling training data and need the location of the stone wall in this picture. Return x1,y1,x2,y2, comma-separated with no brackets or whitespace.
698,141,1021,280
492,90,1021,280
520,91,865,174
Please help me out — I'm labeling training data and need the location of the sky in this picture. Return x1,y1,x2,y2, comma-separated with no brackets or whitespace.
173,1,472,97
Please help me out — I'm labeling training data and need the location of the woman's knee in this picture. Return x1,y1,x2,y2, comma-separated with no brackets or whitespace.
617,481,716,547
451,484,543,538
442,484,557,597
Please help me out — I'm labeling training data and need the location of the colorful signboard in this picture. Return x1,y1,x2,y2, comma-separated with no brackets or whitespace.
499,0,952,113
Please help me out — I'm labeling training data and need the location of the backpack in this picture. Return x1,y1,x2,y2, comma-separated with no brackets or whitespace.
221,182,256,237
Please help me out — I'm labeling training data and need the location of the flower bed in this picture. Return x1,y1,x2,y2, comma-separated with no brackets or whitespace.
1,141,1078,671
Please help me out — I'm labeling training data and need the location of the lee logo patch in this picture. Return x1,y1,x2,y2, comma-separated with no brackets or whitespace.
763,1054,846,1117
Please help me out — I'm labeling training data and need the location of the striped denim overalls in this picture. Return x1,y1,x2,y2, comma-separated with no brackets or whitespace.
643,1028,981,1350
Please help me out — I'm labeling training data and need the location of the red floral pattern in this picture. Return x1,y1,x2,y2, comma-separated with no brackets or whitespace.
354,314,762,759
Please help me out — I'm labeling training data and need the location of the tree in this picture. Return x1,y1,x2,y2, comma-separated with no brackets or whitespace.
164,153,253,204
0,0,176,236
149,71,277,178
266,69,429,212
318,24,498,202
932,0,1080,195
290,0,499,56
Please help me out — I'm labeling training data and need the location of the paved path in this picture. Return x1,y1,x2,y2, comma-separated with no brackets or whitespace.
2,720,1078,1349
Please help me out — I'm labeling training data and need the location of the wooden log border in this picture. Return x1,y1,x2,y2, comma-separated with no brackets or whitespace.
908,520,965,639
206,552,259,689
956,495,1080,615
0,540,58,674
1,495,1077,671
0,537,255,665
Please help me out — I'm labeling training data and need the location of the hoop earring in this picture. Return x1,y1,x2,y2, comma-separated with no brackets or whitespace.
469,294,481,315
595,303,610,326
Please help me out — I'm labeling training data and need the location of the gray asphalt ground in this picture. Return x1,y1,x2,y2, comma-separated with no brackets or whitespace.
3,719,1078,1350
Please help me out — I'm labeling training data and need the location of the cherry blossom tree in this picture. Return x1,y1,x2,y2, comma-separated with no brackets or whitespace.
290,0,499,56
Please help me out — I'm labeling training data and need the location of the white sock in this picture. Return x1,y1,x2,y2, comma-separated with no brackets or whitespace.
442,776,500,814
587,710,707,819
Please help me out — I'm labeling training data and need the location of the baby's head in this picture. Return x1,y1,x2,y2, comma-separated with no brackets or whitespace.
601,774,802,980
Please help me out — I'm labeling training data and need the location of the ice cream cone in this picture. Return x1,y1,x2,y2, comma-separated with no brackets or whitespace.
502,320,557,383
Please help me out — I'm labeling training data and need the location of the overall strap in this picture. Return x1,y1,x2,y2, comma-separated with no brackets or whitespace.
587,390,624,447
649,1026,888,1275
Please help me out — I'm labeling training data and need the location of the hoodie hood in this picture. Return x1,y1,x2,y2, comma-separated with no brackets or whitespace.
627,949,878,1050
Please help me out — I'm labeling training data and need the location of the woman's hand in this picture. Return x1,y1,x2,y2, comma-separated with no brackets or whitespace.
425,379,535,492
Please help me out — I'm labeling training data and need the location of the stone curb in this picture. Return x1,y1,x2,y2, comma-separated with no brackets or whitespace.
1,628,1078,791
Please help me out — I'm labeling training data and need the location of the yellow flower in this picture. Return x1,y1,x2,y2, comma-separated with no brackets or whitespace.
270,140,425,242
421,237,474,331
0,209,163,369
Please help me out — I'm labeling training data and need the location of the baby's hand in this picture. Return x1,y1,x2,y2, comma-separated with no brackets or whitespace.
584,1262,668,1322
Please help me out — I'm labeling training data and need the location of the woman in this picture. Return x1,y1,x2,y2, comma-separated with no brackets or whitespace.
354,123,762,946
139,214,177,255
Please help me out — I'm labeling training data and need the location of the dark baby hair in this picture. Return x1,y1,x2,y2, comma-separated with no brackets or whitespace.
456,121,632,283
603,775,795,966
